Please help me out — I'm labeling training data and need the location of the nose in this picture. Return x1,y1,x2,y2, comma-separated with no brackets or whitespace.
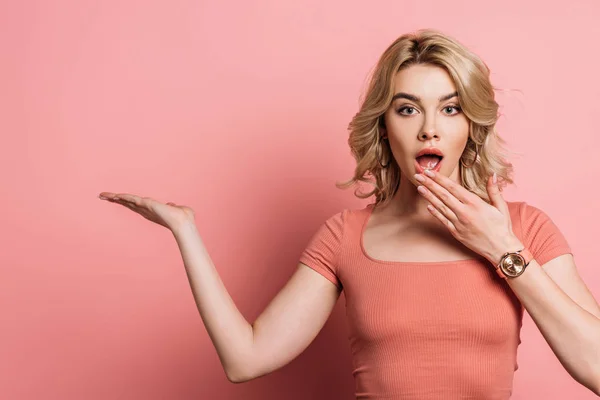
419,117,439,141
419,129,439,141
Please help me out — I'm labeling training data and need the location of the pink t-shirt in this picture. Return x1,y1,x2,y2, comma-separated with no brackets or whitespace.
299,201,572,399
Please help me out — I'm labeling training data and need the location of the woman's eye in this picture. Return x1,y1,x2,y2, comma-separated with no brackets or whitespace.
444,106,462,115
396,105,462,116
397,106,417,115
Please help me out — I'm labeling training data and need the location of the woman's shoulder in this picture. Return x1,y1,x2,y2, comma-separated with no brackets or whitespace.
314,204,373,238
322,203,373,221
505,200,551,221
505,200,524,214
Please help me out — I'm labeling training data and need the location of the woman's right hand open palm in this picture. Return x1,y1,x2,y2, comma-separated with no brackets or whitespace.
98,192,195,231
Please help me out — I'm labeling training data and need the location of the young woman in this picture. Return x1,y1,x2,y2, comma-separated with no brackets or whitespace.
98,29,600,399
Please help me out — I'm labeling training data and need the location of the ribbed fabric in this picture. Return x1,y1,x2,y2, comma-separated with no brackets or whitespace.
299,201,572,399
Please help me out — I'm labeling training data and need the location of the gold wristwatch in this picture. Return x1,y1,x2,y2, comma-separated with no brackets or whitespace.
495,248,533,279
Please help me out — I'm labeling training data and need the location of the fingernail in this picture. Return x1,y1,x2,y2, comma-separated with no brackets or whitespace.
424,169,435,178
492,172,497,184
414,174,426,182
99,195,107,199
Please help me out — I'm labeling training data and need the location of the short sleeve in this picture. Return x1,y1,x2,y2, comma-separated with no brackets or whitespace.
519,202,573,266
298,210,346,290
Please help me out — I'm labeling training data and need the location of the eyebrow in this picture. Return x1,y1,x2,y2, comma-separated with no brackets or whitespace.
391,91,458,103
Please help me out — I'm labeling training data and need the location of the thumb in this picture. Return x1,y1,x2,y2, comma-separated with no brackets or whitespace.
487,172,508,214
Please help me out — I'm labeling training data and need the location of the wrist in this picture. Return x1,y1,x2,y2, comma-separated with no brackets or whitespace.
171,219,197,238
486,236,525,266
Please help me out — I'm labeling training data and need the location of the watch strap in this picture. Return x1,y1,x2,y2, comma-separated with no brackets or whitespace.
520,248,533,266
496,264,508,279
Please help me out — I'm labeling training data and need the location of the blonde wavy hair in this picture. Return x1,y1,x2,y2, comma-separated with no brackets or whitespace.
336,29,517,209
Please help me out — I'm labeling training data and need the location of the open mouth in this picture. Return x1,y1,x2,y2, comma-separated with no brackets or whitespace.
414,154,443,173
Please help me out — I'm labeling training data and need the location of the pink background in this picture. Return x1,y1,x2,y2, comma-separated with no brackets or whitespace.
2,1,599,399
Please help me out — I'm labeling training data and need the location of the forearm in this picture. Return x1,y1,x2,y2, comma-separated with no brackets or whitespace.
490,240,600,392
171,221,254,382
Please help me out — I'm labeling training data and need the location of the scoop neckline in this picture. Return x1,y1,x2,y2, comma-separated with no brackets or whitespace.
359,203,485,266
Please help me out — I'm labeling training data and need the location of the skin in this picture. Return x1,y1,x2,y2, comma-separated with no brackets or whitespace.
379,63,470,220
97,63,600,392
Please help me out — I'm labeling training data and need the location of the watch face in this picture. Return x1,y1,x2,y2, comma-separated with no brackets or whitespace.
501,254,525,276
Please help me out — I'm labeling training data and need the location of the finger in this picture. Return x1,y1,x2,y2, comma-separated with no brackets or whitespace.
422,169,479,205
426,202,457,233
123,202,137,211
417,184,459,222
114,193,145,207
416,173,464,218
113,199,138,211
487,173,509,215
112,199,156,222
99,192,117,200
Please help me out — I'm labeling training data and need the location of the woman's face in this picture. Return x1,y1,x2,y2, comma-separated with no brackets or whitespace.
381,64,470,185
